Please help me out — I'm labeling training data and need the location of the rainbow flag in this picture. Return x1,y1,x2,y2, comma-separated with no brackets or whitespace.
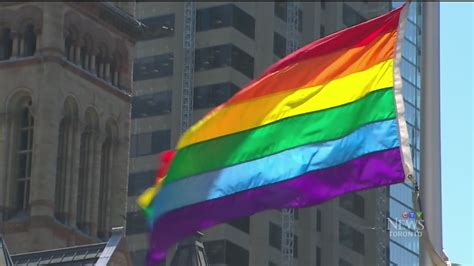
140,4,413,264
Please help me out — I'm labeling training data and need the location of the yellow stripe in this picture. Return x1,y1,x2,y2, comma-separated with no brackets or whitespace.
178,59,394,149
137,181,163,209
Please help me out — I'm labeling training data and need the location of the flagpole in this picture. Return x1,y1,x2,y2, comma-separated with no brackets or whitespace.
419,2,449,265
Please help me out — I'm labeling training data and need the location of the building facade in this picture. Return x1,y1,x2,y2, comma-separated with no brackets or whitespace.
127,2,395,266
388,2,424,265
0,2,138,265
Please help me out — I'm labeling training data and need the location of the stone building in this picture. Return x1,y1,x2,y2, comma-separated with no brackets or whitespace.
0,2,140,265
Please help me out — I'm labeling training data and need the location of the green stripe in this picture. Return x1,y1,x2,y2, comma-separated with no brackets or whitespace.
166,88,396,183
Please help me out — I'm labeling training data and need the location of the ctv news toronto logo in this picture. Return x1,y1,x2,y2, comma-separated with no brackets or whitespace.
387,211,424,237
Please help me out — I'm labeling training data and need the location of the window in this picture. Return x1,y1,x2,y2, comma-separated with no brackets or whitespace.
343,4,366,27
98,127,114,240
54,117,72,223
77,127,93,233
316,209,322,232
132,90,172,118
339,193,365,218
401,59,417,85
130,129,171,157
320,25,326,38
95,48,105,78
194,44,254,78
128,171,156,196
197,5,232,32
126,211,147,235
134,53,174,81
23,24,36,57
196,4,255,39
274,1,287,20
139,14,175,40
316,246,321,266
194,82,240,109
402,40,417,65
15,102,34,213
298,10,303,32
204,240,249,266
339,258,353,266
339,221,365,255
233,5,255,39
231,46,254,78
64,35,73,61
269,222,282,250
402,78,417,105
227,216,250,233
404,101,416,125
294,235,298,258
273,32,286,58
194,44,231,72
0,28,12,60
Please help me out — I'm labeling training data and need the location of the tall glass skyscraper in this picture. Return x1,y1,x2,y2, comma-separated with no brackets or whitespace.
388,2,423,265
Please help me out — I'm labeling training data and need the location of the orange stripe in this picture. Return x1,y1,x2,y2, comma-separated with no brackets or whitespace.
224,30,397,107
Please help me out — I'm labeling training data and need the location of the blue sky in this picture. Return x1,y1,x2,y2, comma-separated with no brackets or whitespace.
440,3,473,265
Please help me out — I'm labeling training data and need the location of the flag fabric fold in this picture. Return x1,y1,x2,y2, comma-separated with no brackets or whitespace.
139,3,413,265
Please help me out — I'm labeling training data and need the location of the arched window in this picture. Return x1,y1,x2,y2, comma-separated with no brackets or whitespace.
0,28,12,60
81,35,93,70
15,100,34,213
97,125,114,240
64,35,72,60
64,27,77,61
23,24,36,57
54,118,67,222
80,46,87,69
95,52,103,78
54,102,78,224
110,60,119,87
76,126,93,233
95,45,108,79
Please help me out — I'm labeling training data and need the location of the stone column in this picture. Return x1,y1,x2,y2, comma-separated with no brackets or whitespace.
18,36,25,57
109,125,130,229
0,113,7,220
68,122,82,227
34,28,41,55
41,3,64,58
89,133,103,237
29,92,60,219
112,71,119,87
89,54,96,74
11,32,19,58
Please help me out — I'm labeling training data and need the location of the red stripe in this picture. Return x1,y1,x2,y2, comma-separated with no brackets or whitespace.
260,5,403,78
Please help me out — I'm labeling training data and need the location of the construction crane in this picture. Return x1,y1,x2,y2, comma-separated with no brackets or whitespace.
281,2,299,266
180,1,196,134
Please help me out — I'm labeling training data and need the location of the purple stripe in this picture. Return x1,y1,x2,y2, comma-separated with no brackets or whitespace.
147,148,404,265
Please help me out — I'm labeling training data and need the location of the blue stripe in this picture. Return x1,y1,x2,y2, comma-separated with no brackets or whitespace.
151,119,400,221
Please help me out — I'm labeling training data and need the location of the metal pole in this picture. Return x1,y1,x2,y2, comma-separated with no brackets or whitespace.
420,2,444,265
